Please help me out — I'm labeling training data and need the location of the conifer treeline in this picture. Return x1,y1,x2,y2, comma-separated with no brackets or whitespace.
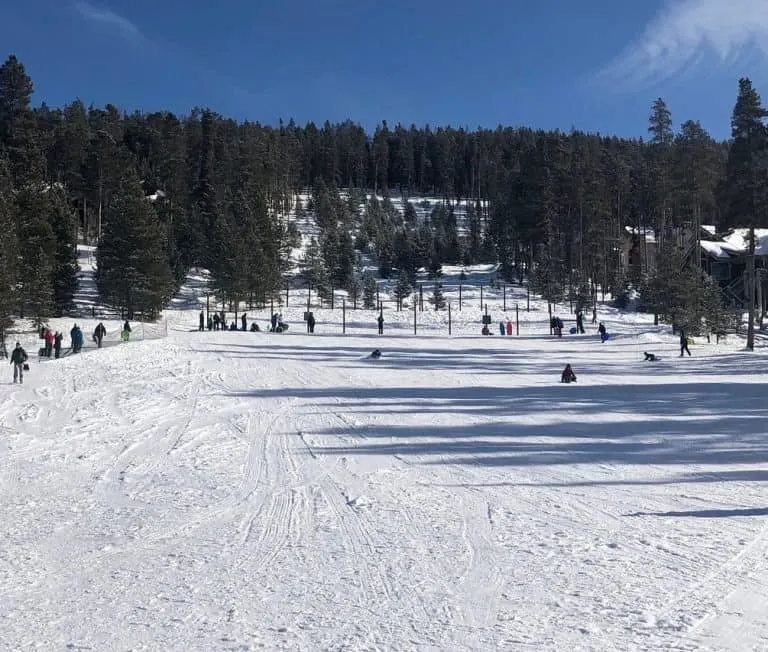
0,53,764,334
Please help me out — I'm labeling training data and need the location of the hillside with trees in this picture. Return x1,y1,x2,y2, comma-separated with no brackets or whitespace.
1,53,767,343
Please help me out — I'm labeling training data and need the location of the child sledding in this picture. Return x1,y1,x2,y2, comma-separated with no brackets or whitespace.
643,351,660,361
561,364,577,384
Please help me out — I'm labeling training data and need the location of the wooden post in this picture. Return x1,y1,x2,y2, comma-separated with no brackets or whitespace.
480,284,483,309
376,285,380,310
527,284,530,311
548,302,552,334
448,302,452,335
285,285,289,307
516,303,519,335
503,283,506,311
419,284,424,311
459,284,462,311
413,300,417,335
342,298,346,334
307,285,311,312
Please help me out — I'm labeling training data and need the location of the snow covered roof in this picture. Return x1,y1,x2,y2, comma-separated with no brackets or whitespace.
720,229,768,256
699,240,731,260
624,226,656,243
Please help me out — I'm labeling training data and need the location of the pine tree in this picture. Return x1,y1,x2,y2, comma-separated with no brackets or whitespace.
15,187,56,323
429,282,447,310
362,274,377,309
718,78,768,350
0,154,15,335
49,188,79,316
346,275,362,308
96,171,173,319
0,55,38,185
427,252,443,279
393,270,412,310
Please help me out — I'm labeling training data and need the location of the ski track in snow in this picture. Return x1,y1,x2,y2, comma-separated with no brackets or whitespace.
3,294,768,650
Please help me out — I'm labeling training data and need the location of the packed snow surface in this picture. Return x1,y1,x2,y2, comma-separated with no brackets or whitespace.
3,282,768,650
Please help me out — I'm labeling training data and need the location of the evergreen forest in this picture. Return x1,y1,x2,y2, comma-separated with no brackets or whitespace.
2,53,768,345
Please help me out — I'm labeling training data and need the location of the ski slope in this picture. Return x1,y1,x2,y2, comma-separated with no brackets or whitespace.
2,283,768,650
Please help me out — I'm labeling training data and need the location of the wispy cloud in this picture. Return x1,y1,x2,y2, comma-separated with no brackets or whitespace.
74,2,144,42
598,0,768,88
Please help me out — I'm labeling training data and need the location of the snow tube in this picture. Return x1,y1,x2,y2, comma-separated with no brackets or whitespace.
569,327,577,335
600,333,609,342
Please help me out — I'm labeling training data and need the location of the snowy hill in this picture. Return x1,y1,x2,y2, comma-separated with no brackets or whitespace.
3,270,768,650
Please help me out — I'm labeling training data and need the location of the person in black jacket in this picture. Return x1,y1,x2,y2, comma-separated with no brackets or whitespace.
94,322,107,348
10,342,28,384
680,330,691,357
377,311,384,335
307,312,316,334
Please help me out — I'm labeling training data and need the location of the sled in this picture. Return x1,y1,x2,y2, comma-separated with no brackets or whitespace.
274,323,289,333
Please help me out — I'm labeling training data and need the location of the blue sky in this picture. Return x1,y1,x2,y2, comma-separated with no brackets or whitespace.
3,0,768,140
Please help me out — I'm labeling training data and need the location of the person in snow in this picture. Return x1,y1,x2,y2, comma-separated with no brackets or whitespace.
213,313,220,331
199,311,205,331
10,342,28,384
576,311,585,334
598,322,607,342
644,351,659,361
241,313,247,331
44,327,54,358
561,364,577,384
499,319,505,336
270,313,278,332
122,320,132,342
680,329,691,357
307,312,316,334
93,322,107,348
70,324,84,353
53,332,63,359
377,311,384,335
506,317,513,336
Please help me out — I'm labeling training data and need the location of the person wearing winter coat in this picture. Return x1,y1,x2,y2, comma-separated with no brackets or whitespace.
506,318,513,336
122,321,131,343
561,364,577,384
499,320,505,336
598,322,608,342
576,311,585,334
241,313,247,331
44,328,54,358
53,332,63,359
93,322,107,348
71,325,84,353
680,330,691,357
307,312,316,333
213,313,220,331
199,311,205,331
377,312,384,335
10,342,27,384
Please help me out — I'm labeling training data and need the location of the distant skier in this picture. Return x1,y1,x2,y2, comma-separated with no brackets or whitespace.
680,330,691,357
10,342,28,384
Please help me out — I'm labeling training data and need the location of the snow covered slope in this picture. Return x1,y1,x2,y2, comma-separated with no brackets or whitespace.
2,282,768,650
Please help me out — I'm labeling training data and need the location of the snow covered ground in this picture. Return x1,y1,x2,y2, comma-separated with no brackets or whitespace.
2,273,768,650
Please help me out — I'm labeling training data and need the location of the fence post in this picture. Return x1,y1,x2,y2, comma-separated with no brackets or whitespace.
270,298,274,318
376,285,380,310
480,284,483,309
342,298,346,334
448,302,452,335
548,302,552,334
307,286,311,312
503,284,506,312
331,286,334,310
419,284,423,311
527,284,530,312
459,284,462,311
285,285,289,307
413,300,417,335
516,303,519,335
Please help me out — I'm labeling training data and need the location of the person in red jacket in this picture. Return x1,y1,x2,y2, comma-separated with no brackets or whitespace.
44,328,54,358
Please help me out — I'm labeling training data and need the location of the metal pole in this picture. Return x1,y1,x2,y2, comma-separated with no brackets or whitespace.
285,285,289,307
480,284,483,309
516,303,519,335
413,300,417,335
342,298,346,334
503,284,506,311
459,284,462,311
527,285,530,312
548,302,552,334
331,286,334,310
419,284,423,311
448,302,452,335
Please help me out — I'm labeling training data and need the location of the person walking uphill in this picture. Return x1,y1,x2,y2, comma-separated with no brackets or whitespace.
93,322,107,348
10,342,28,384
680,329,691,357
